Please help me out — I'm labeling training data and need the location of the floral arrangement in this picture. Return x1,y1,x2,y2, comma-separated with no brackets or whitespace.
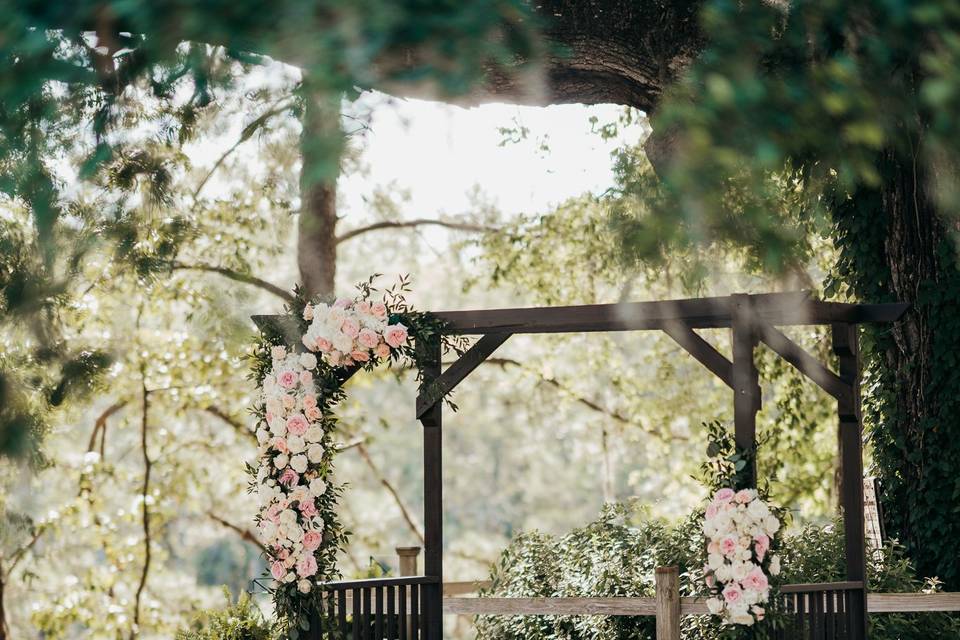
702,487,782,627
249,278,458,633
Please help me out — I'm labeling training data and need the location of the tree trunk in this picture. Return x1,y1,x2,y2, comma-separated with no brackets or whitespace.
834,141,960,588
297,83,342,300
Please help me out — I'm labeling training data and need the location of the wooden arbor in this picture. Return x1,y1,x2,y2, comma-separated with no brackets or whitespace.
260,291,907,640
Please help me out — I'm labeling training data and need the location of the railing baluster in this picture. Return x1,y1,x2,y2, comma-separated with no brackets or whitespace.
338,589,348,638
812,588,822,639
352,588,361,640
796,591,806,640
825,590,836,640
387,585,396,640
399,585,407,640
375,586,384,639
410,583,420,639
363,587,373,640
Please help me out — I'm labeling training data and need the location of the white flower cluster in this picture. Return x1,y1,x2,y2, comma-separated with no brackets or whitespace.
702,488,781,626
301,297,408,367
255,347,330,595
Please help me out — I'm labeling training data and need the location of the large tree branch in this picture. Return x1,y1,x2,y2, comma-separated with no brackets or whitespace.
203,406,257,445
207,512,267,555
353,442,425,545
131,373,152,640
484,357,682,441
170,262,293,303
336,218,498,244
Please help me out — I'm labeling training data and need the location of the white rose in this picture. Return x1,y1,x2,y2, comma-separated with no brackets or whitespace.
307,444,325,464
707,553,724,570
768,555,781,576
256,428,270,445
732,562,750,581
269,416,287,436
714,563,732,582
286,525,304,543
287,435,306,454
274,454,289,469
290,454,308,474
747,499,769,519
332,332,353,354
305,426,324,443
764,515,780,534
280,509,297,525
285,572,296,583
731,612,754,626
298,579,312,594
706,597,724,615
299,353,318,370
309,478,327,497
260,521,277,541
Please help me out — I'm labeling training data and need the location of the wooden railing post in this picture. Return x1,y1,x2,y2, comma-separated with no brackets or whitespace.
396,546,421,577
655,566,680,640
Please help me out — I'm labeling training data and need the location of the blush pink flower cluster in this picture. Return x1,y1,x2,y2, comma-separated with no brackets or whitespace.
301,296,408,367
255,347,331,595
702,488,781,626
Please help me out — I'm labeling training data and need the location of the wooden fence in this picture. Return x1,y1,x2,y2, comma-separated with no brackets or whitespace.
314,549,960,640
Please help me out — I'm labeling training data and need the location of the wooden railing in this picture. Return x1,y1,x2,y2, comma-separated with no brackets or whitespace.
775,581,865,639
318,575,440,640
318,549,960,640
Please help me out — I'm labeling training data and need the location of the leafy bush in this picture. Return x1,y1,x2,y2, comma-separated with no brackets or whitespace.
176,588,277,640
475,505,960,640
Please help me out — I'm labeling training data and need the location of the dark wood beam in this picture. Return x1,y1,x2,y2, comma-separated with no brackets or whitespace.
416,333,511,419
755,321,851,403
661,322,733,388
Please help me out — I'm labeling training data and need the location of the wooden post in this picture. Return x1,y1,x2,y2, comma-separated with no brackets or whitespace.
832,323,867,639
396,546,421,577
655,566,680,640
731,294,760,486
419,337,443,639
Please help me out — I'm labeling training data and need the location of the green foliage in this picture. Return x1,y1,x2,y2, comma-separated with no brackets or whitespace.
175,588,276,640
476,506,960,640
475,502,702,640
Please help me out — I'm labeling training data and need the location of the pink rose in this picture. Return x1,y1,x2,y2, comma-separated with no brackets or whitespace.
705,503,720,519
303,395,317,409
282,394,296,410
265,504,283,523
327,350,342,366
714,488,735,502
299,499,318,517
299,371,313,386
341,356,354,367
315,337,332,352
720,536,738,557
341,318,360,339
371,302,387,318
334,298,352,309
351,349,370,362
305,406,322,421
358,328,379,349
287,414,309,436
271,346,287,360
303,530,322,551
271,561,286,580
277,370,298,389
303,305,314,320
301,335,314,350
722,583,743,605
735,489,753,504
743,567,769,591
279,468,299,487
384,324,408,348
752,605,765,621
375,342,391,359
706,574,715,588
754,534,770,560
356,301,371,314
271,437,289,454
296,554,318,578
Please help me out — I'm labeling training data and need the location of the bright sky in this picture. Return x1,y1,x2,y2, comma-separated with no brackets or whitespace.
341,92,647,222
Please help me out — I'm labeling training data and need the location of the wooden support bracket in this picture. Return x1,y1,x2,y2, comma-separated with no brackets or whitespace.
662,322,734,389
755,321,852,403
416,332,511,419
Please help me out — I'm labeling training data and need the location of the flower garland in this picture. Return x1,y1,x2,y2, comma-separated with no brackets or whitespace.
249,278,458,634
702,488,782,627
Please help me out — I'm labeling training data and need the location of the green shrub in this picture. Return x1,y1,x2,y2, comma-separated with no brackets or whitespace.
475,504,960,640
176,588,277,640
